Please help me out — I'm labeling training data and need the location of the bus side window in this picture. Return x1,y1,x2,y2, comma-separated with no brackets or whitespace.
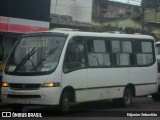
135,41,154,65
63,38,86,72
87,39,111,67
112,40,133,66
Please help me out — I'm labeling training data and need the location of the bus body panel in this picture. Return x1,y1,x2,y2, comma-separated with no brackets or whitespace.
1,72,62,105
135,84,157,96
62,69,88,102
86,68,128,101
2,74,48,84
129,65,157,85
129,64,158,96
2,87,61,105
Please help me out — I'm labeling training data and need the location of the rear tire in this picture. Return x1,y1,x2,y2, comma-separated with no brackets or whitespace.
114,88,132,107
152,87,160,102
122,88,132,107
152,94,160,102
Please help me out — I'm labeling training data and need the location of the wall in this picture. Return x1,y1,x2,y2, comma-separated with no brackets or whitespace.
50,0,93,23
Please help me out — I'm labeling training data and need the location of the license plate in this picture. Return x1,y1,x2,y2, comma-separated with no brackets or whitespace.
17,100,29,104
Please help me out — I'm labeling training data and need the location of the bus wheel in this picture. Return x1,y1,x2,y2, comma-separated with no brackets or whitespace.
60,92,71,112
121,88,132,107
152,93,160,102
11,104,23,112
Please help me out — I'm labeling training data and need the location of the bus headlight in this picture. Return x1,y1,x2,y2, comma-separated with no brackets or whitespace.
2,82,9,87
42,82,60,87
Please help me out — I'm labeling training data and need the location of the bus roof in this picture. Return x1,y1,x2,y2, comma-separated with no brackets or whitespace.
155,41,160,44
26,29,155,41
50,29,154,40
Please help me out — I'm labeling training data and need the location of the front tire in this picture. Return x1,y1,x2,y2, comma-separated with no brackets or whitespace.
11,104,23,112
59,92,72,112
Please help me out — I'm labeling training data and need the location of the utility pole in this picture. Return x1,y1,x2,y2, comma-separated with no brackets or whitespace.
155,0,160,22
141,0,146,31
55,0,58,13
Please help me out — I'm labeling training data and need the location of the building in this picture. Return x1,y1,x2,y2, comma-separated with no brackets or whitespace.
92,0,141,21
0,0,51,61
107,1,141,19
92,0,108,20
50,0,93,24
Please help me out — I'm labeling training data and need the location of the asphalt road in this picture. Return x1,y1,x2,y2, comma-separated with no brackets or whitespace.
0,96,160,117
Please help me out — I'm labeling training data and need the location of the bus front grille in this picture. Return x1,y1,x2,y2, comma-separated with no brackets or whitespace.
7,94,41,98
9,83,41,90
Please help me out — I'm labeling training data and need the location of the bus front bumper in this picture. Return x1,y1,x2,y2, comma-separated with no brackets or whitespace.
1,87,61,106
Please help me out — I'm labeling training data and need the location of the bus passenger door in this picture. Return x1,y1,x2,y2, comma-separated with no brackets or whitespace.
62,37,88,102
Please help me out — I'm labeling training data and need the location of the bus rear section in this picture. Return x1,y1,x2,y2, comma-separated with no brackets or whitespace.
153,42,160,101
1,31,158,112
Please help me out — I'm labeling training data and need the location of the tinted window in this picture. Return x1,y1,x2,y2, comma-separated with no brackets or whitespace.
63,38,86,72
112,40,133,66
135,41,154,65
87,39,111,67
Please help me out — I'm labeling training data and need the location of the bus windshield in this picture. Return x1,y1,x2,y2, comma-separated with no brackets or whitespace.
5,35,66,75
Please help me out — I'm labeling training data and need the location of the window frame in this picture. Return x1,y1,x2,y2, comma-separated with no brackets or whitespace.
5,33,67,76
110,38,134,67
63,36,87,73
63,36,156,74
133,39,155,67
86,37,111,68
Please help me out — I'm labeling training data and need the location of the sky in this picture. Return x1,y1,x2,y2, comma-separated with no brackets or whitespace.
109,0,142,6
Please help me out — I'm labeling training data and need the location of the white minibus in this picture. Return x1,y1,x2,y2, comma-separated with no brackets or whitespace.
153,42,160,101
1,29,158,112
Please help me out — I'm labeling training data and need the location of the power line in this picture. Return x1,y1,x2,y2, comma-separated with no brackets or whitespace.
55,4,92,8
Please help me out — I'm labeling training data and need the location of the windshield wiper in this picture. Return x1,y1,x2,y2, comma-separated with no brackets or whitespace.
33,46,60,70
47,46,59,57
14,47,36,72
